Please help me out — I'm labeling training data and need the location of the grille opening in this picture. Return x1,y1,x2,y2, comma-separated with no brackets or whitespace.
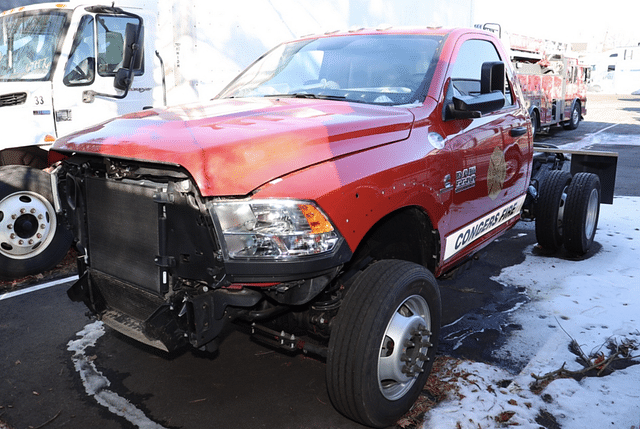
0,93,28,107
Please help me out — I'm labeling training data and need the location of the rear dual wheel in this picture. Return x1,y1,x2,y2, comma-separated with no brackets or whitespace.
563,172,601,255
535,171,600,255
327,260,441,428
535,170,571,251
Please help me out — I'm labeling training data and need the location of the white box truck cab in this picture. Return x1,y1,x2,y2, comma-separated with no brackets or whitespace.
0,3,153,166
0,3,155,279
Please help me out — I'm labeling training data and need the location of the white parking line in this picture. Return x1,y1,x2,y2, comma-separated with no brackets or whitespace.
593,123,619,135
0,275,79,301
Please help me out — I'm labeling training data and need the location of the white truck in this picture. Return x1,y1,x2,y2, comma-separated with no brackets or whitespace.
0,0,348,278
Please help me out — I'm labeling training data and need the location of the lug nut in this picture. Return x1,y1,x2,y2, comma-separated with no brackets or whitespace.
10,233,16,239
18,240,23,245
20,208,26,214
38,214,43,220
37,233,42,239
30,208,36,214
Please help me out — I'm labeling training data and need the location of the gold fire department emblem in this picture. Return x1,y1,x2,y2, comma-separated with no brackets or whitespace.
487,147,507,200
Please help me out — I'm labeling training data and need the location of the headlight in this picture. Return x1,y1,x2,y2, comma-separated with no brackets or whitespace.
210,200,341,259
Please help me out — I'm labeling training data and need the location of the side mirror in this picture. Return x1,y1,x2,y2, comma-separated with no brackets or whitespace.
114,68,132,91
451,91,505,116
122,22,144,70
445,61,506,120
81,6,144,101
113,23,143,91
481,61,504,94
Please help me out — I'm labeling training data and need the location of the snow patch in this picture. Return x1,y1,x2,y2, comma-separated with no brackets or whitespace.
67,321,167,429
426,197,640,428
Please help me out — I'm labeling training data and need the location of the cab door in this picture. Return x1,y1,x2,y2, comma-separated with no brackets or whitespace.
52,12,153,138
439,36,529,263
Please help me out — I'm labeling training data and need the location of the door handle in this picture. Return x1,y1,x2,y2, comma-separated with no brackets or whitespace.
510,127,527,137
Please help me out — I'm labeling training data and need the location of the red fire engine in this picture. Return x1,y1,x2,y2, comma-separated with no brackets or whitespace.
480,23,589,137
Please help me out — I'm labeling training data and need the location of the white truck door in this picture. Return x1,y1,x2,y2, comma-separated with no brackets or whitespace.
52,13,153,138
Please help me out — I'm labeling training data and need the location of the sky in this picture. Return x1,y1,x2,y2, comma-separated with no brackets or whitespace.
473,0,640,48
1,0,52,11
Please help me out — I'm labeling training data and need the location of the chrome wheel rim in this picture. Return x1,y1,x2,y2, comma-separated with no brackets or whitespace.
378,294,432,400
0,191,56,259
572,106,580,126
557,186,568,236
584,188,599,240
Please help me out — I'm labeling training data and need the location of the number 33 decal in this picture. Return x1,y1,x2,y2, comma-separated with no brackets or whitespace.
34,96,45,105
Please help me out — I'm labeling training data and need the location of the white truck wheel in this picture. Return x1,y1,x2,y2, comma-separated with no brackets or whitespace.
0,166,73,280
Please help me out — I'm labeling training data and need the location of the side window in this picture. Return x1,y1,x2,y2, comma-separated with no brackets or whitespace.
448,39,515,107
63,15,95,86
97,15,143,76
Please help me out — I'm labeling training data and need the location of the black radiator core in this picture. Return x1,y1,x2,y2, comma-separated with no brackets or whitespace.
85,177,162,294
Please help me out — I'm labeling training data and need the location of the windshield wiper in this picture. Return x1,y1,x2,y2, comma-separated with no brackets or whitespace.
265,93,347,101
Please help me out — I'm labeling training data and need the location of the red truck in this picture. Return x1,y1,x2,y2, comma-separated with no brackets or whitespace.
48,27,614,427
479,23,589,137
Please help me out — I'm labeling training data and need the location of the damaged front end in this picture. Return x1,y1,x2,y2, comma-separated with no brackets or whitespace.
55,156,350,353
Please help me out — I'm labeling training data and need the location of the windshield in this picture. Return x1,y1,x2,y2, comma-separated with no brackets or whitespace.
0,10,70,81
218,34,443,106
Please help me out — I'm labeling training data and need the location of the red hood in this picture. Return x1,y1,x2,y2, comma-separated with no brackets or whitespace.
53,98,414,196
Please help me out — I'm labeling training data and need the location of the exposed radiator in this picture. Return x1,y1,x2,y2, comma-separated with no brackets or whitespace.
84,176,162,294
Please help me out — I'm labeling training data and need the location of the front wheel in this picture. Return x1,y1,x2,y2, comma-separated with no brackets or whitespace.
326,260,441,428
563,102,581,130
0,166,73,280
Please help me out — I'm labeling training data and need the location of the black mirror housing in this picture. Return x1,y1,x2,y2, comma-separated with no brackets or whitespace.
481,61,505,94
453,91,505,115
123,22,144,70
114,68,132,91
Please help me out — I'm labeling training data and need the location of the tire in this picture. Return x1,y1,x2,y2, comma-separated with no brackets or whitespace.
530,109,539,139
563,172,600,255
326,260,441,428
563,102,581,130
0,166,73,280
535,170,572,251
